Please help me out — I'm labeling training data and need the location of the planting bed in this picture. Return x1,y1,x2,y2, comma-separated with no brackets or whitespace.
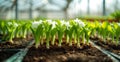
0,35,33,62
0,19,120,62
23,40,112,62
91,38,120,56
0,37,114,62
0,35,33,49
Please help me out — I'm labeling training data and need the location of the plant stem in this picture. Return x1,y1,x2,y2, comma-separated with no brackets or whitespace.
8,32,14,43
82,33,85,44
23,30,27,38
116,36,119,46
69,38,72,46
74,35,77,44
86,36,89,45
58,32,63,47
66,35,69,44
77,37,80,47
46,32,50,49
52,35,55,45
58,39,62,47
35,34,40,48
40,37,44,45
112,35,115,44
46,38,50,49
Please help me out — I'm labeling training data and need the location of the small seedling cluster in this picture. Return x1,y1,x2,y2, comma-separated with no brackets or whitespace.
0,21,31,43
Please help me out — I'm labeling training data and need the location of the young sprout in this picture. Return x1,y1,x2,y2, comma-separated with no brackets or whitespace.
114,23,120,46
15,22,22,38
44,20,53,49
51,21,57,45
64,21,71,44
84,28,91,45
6,21,18,43
101,21,109,43
67,26,74,46
94,21,101,38
56,20,66,47
66,20,75,46
109,23,115,43
75,18,85,41
0,21,8,41
31,20,44,48
73,19,85,46
87,22,96,37
21,22,31,38
0,21,6,35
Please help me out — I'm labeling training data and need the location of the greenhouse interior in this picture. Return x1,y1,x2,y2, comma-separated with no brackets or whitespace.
0,0,120,62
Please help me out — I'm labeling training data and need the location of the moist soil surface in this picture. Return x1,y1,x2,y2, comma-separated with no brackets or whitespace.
0,50,19,61
91,37,120,56
0,35,33,49
23,44,113,62
0,36,114,62
0,35,33,62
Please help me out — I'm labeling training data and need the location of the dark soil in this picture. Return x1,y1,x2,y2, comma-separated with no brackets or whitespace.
0,50,19,61
23,44,112,62
0,35,33,62
0,36,114,62
91,37,120,56
0,35,33,49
